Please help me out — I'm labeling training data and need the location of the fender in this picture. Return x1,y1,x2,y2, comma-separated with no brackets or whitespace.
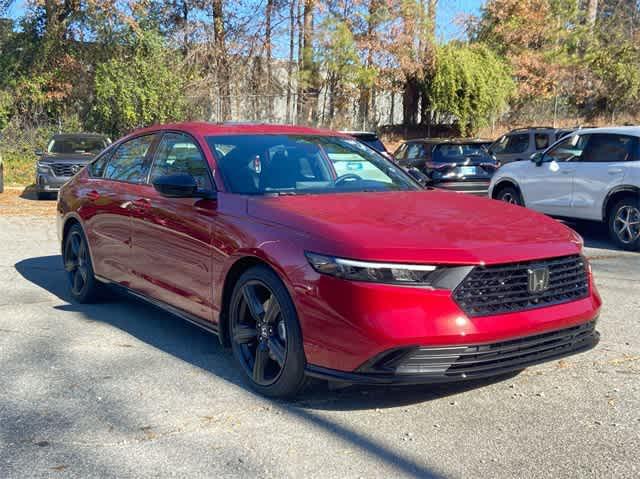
601,185,640,221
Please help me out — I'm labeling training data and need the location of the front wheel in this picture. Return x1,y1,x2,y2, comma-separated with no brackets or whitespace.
496,185,524,206
609,198,640,251
230,265,307,398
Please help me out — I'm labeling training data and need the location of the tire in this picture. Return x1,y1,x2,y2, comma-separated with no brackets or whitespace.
63,224,103,303
229,265,307,398
608,197,640,251
496,185,524,206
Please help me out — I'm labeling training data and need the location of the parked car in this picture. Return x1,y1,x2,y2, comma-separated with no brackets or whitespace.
393,138,499,195
0,151,4,193
340,130,393,161
35,133,111,199
490,127,568,165
489,126,640,250
57,122,601,398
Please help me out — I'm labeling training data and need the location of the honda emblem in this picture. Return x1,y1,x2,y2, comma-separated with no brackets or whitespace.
527,267,550,294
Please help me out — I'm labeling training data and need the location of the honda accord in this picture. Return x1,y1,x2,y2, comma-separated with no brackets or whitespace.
56,123,601,398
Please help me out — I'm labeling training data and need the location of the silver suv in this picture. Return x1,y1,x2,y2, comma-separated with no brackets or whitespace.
490,127,569,165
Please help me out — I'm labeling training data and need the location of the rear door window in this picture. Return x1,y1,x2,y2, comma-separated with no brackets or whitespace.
104,135,156,183
579,134,636,163
150,133,214,191
534,133,550,150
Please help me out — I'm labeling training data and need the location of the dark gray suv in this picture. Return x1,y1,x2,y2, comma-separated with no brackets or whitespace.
35,133,110,199
489,127,566,165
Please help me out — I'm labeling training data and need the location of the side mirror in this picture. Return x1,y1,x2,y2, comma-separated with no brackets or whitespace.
407,167,433,188
152,174,201,198
530,152,544,166
35,149,44,157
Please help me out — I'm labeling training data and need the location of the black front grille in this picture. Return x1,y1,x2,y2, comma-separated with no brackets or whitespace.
50,163,84,177
453,255,589,317
388,321,598,378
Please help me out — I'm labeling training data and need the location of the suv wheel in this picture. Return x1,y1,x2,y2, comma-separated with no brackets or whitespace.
497,185,524,206
609,198,640,251
229,265,307,398
63,224,104,302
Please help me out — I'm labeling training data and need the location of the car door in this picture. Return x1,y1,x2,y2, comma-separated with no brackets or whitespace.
571,133,636,221
519,134,589,216
83,134,157,285
130,132,218,320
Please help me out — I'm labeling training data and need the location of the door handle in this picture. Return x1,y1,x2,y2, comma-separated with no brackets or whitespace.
131,198,152,211
561,169,575,174
608,168,623,175
87,190,100,201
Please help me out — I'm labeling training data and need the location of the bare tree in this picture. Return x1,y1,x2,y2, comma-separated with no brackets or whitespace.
211,0,231,120
286,0,296,123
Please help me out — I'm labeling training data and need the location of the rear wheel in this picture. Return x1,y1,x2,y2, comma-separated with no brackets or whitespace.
230,265,306,398
609,198,640,251
63,224,103,303
496,185,523,206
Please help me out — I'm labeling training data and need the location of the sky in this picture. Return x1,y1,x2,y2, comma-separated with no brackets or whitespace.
436,0,483,41
5,0,484,42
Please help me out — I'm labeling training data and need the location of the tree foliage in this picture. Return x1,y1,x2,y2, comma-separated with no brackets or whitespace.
91,31,187,137
430,43,515,135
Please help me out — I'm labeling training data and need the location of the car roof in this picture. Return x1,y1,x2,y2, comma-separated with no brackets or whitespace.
52,133,109,140
126,122,345,139
404,138,491,145
567,126,640,137
339,130,379,137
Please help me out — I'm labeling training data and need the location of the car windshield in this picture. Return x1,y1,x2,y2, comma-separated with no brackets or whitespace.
432,144,491,162
48,137,108,154
207,134,419,195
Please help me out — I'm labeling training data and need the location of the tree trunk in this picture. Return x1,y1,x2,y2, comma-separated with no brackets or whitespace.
300,0,317,125
286,0,296,123
403,76,419,126
265,0,274,120
357,0,381,130
586,0,598,27
212,0,231,120
295,0,304,123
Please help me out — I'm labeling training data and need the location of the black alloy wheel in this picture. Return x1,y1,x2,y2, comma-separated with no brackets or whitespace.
230,266,306,398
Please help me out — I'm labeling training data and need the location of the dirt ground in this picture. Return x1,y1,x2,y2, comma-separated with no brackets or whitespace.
0,187,57,217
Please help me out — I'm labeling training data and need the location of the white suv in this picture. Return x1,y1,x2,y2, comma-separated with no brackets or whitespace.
489,127,640,250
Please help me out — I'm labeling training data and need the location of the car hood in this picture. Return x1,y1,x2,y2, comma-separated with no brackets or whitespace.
247,190,583,265
40,153,96,163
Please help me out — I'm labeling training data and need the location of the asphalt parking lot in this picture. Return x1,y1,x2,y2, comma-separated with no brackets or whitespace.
1,205,639,478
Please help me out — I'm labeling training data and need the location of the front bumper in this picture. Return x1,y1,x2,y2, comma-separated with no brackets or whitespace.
35,172,69,192
297,260,601,374
306,320,599,384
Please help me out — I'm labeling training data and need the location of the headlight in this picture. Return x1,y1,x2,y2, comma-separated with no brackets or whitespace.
37,162,51,173
305,252,447,286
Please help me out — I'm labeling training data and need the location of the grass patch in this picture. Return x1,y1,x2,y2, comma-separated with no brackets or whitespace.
2,152,35,186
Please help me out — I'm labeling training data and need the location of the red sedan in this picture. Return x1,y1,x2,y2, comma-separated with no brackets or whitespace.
57,123,601,398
